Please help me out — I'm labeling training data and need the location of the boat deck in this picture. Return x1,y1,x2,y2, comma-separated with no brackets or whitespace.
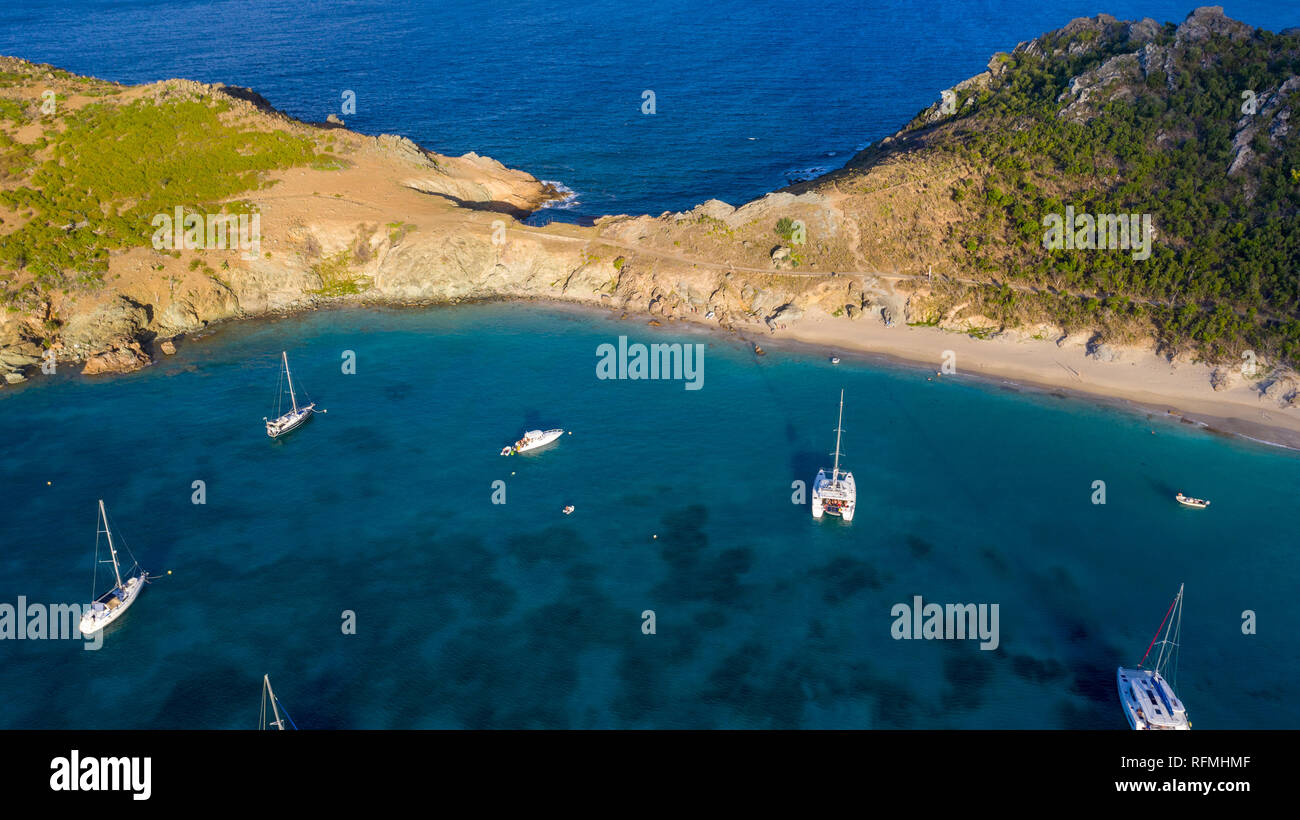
1118,667,1189,729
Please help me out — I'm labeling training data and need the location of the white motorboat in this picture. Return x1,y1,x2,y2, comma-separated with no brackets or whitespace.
501,428,563,456
1117,583,1191,730
1174,492,1209,509
265,351,318,438
78,500,148,635
812,390,856,522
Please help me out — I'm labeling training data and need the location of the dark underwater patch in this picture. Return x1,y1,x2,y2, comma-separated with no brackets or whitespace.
810,555,884,604
1010,654,1068,684
1069,662,1117,704
906,535,933,557
506,524,583,565
941,649,995,711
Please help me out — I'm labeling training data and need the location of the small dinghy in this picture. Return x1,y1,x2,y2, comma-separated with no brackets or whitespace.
501,428,564,456
830,356,841,365
1175,492,1209,509
562,505,575,515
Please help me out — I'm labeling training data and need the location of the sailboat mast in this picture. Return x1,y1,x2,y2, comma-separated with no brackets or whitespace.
832,389,844,480
1155,583,1184,680
99,499,124,589
264,674,285,730
283,351,299,414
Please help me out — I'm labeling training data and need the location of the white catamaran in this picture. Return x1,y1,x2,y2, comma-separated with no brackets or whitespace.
500,428,564,456
265,351,318,438
812,389,856,522
260,674,298,730
1117,583,1191,730
78,500,148,635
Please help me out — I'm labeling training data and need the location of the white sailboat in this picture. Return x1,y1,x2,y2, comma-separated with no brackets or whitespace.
1117,583,1191,730
812,389,856,521
259,674,298,730
78,500,148,636
265,351,317,438
500,428,564,456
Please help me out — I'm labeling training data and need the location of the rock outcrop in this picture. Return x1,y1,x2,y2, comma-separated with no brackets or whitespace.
81,342,151,375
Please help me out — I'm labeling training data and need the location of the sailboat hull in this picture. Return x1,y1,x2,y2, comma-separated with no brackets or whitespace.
267,404,315,438
79,572,146,635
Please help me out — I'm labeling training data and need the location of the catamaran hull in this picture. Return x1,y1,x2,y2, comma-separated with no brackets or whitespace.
1116,667,1190,730
812,469,856,522
812,497,856,521
78,573,146,635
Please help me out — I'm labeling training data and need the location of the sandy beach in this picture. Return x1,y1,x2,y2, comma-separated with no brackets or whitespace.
766,309,1300,451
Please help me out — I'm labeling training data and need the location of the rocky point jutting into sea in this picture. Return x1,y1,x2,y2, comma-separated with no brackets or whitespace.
1,7,1299,446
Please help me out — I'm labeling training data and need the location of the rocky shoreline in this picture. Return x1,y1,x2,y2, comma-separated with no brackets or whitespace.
14,283,1300,457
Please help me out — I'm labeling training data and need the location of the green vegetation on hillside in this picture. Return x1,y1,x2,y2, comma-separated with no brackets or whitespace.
308,250,368,297
0,92,328,308
897,15,1300,364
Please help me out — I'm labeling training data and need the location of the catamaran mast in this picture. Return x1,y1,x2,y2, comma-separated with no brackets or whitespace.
263,674,285,730
1153,583,1184,683
832,389,844,480
99,499,124,589
283,351,299,414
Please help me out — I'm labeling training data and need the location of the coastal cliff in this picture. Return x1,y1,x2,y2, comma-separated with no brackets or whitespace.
1,6,1298,424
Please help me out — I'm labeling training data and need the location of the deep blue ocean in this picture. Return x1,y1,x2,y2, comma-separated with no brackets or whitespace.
1,1,1298,728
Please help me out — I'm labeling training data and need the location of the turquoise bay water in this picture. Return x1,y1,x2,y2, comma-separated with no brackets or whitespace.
1,304,1296,728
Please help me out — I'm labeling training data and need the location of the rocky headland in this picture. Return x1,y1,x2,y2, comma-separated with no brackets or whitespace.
2,7,1299,445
